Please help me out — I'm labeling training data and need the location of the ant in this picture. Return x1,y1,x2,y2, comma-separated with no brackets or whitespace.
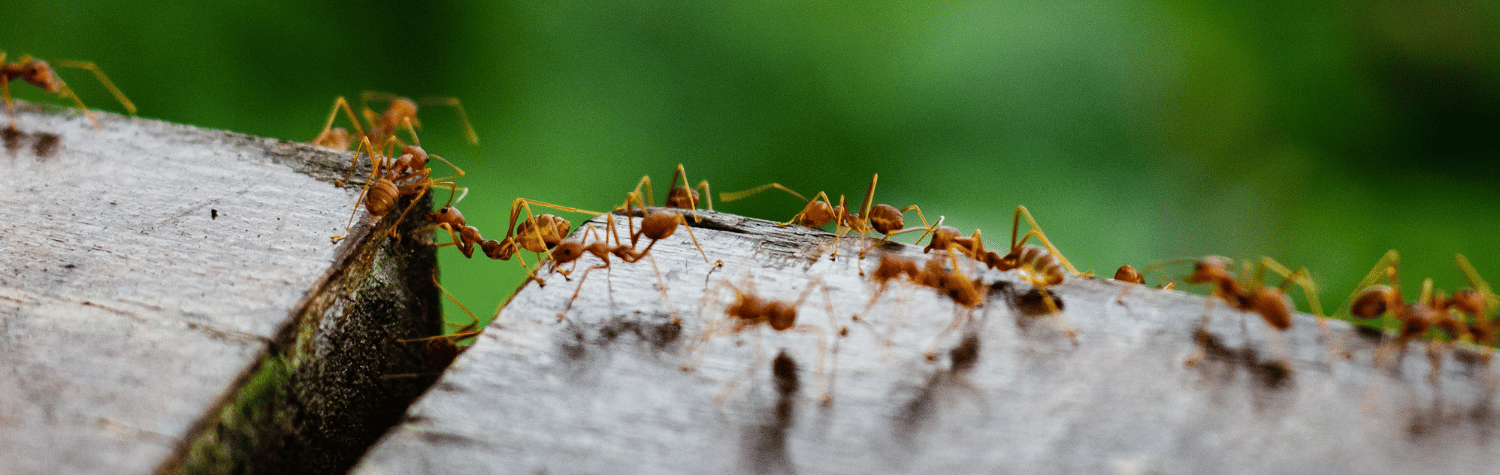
1111,264,1176,304
330,135,463,244
855,247,987,360
630,164,713,222
1178,256,1341,367
389,272,485,376
1345,251,1497,380
548,210,682,325
2,52,136,130
474,197,605,285
922,206,1081,343
312,91,477,151
416,189,487,258
721,173,933,260
684,274,837,405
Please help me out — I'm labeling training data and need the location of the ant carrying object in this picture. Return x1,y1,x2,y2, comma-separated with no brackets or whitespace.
2,52,136,130
311,91,477,151
684,273,838,405
330,134,463,244
1178,256,1344,366
720,173,934,260
1344,251,1498,379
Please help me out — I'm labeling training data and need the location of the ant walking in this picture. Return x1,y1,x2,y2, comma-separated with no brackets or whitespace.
1344,251,1497,382
1177,256,1340,367
684,273,838,405
330,134,463,244
721,173,933,260
2,52,136,130
311,91,477,151
629,164,714,221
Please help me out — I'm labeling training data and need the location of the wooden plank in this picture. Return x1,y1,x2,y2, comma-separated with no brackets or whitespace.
356,209,1499,474
0,101,442,475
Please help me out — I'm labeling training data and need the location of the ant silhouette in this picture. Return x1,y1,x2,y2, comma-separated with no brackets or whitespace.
330,134,463,244
684,273,837,405
721,173,933,260
312,91,477,151
2,52,136,130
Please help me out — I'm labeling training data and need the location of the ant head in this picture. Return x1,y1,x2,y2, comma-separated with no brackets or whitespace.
386,98,419,122
401,145,429,166
867,204,904,235
549,240,585,267
428,205,465,225
19,60,62,93
481,239,518,260
1114,265,1145,285
665,186,699,209
1450,289,1487,316
1187,257,1232,284
1351,285,1393,319
640,211,680,241
766,302,797,331
922,225,961,253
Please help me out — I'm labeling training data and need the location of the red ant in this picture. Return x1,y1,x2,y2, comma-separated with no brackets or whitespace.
630,164,713,222
330,135,463,244
1178,256,1340,366
922,206,1080,343
1111,264,1175,305
855,246,987,360
2,52,136,130
548,208,683,325
684,274,837,405
312,91,477,151
472,197,605,285
721,174,933,260
1345,251,1497,380
416,189,488,258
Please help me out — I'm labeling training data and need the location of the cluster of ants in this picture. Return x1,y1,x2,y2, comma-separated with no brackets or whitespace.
10,52,1498,403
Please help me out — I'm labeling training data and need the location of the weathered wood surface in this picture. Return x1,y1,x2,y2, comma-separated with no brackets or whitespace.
0,101,442,475
357,209,1499,475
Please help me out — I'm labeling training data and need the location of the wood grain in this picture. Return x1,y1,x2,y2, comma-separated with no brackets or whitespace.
357,209,1499,475
0,101,441,475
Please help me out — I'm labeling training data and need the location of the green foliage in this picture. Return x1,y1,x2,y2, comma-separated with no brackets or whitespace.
7,1,1498,330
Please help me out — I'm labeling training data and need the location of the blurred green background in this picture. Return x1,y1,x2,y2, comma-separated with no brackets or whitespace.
7,1,1498,329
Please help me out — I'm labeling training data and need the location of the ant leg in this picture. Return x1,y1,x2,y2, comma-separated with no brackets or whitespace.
1033,283,1079,345
331,138,385,244
401,271,485,344
718,183,808,209
558,263,611,323
2,77,14,130
631,176,656,208
53,60,136,115
1185,294,1218,367
694,180,713,210
1011,205,1079,275
670,214,720,267
1456,254,1498,343
418,96,479,144
715,332,767,404
1260,257,1351,360
669,164,701,222
646,254,682,325
317,97,366,152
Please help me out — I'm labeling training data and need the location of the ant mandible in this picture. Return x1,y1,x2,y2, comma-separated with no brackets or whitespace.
311,91,477,151
685,274,837,405
2,52,136,130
